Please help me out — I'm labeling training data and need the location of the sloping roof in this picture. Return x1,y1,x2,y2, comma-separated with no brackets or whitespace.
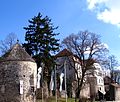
55,49,96,62
55,48,73,57
0,43,35,62
111,83,120,88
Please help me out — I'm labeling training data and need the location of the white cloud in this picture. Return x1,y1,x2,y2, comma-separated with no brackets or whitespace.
87,0,109,10
86,0,120,27
102,43,109,49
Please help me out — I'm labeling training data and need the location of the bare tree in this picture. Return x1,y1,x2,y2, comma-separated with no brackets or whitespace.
105,55,119,82
0,33,17,55
62,30,108,101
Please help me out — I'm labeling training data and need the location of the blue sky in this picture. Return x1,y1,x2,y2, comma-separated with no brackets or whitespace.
0,0,120,61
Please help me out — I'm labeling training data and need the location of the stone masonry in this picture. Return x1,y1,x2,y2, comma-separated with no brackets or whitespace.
0,43,37,102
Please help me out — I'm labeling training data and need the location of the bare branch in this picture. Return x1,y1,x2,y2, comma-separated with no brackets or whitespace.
61,30,108,99
0,33,17,55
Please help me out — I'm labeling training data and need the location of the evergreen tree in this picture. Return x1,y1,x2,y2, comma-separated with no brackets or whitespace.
23,13,59,74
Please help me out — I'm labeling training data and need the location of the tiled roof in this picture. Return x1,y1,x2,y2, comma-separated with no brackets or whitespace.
111,83,120,88
55,48,73,57
0,43,35,62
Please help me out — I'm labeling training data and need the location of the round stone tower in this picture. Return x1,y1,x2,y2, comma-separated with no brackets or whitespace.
0,43,37,102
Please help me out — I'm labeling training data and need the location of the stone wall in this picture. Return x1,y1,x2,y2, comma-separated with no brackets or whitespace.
0,61,37,102
115,87,120,101
80,84,90,98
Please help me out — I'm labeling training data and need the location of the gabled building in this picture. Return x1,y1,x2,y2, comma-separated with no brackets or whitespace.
51,49,76,97
51,48,105,99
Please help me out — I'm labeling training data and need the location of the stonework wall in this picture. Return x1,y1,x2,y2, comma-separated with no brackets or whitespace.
72,81,90,98
0,61,37,102
80,84,90,98
115,88,120,101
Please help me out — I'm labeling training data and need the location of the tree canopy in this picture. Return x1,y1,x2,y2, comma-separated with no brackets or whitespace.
62,30,108,100
23,13,59,70
105,55,119,82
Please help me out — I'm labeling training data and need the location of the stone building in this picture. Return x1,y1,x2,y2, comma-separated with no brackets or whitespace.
88,63,106,100
52,49,105,99
109,83,120,101
53,49,76,98
52,49,89,98
0,43,37,102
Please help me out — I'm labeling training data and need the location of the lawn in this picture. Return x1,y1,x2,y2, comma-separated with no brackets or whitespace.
36,97,77,102
36,97,100,102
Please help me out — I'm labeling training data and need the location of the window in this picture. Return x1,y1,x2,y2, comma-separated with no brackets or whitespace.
99,79,100,83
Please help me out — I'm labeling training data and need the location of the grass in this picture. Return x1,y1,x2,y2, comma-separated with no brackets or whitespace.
36,97,77,102
36,97,100,102
37,96,107,102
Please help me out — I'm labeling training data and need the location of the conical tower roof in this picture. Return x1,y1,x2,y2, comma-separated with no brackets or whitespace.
0,43,35,62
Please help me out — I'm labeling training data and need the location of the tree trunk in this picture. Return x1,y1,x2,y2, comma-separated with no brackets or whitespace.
78,73,85,102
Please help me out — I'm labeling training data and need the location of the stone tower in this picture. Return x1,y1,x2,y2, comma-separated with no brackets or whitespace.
0,43,37,102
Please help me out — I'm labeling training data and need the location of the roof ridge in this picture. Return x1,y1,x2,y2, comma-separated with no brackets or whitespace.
0,43,35,62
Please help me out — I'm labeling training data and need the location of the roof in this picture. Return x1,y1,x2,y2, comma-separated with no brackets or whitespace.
111,83,120,88
55,49,96,63
0,43,35,62
55,48,73,57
